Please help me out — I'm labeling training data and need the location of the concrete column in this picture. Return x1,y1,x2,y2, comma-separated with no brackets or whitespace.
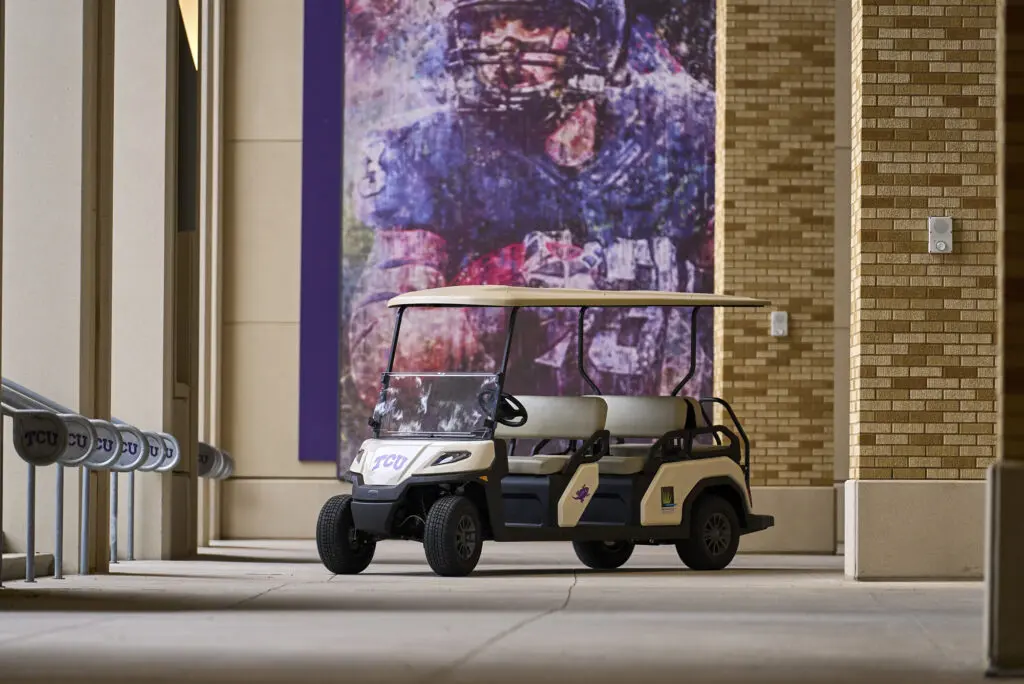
984,0,1024,673
197,0,225,546
109,0,180,561
716,0,837,554
847,0,998,580
2,0,115,575
110,0,202,561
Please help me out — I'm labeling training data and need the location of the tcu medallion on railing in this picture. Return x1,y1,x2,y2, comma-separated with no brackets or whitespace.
12,412,68,467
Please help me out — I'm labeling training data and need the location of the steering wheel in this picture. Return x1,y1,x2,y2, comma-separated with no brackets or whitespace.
478,389,528,428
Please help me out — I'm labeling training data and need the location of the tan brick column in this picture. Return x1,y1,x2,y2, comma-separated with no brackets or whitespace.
984,0,1024,673
715,0,837,553
846,0,999,579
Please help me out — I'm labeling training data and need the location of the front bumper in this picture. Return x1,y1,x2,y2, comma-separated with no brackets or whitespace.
347,471,488,537
348,477,406,537
744,513,775,534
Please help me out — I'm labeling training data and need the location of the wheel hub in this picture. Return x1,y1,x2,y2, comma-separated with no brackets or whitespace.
455,515,478,560
703,512,731,556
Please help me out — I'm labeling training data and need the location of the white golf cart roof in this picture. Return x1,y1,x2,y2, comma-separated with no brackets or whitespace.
388,285,770,308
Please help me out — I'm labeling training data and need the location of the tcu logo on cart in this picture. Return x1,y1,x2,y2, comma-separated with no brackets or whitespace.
371,453,408,472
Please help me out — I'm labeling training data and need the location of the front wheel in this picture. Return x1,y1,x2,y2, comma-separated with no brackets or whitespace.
316,494,376,575
423,495,483,577
676,494,740,571
573,540,635,570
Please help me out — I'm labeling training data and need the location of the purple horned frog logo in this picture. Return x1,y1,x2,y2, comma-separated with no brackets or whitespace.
572,485,590,503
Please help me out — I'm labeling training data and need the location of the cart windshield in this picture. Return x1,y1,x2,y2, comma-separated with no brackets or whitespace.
372,372,500,439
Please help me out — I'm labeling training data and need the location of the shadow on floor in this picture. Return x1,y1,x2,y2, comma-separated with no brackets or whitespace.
383,565,837,578
188,555,321,565
0,656,991,684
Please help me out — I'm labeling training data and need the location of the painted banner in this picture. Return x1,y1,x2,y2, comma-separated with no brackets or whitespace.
300,0,717,467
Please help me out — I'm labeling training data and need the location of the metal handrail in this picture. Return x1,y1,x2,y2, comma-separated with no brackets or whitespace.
5,378,183,472
2,381,127,575
0,378,234,585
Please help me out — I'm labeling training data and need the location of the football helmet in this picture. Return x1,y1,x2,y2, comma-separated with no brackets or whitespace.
444,0,627,119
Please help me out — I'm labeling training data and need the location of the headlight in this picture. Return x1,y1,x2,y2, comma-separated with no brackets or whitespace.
353,448,366,465
432,450,471,466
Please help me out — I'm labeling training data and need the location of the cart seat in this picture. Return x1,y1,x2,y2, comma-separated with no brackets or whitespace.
498,395,607,476
591,396,700,475
596,453,647,475
506,454,575,476
609,443,653,458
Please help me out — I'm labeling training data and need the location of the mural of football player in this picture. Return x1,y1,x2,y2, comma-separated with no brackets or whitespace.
341,0,715,459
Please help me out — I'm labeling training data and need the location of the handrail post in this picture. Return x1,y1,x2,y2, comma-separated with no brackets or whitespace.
54,466,64,579
25,465,35,582
79,468,90,575
109,472,118,564
127,471,135,560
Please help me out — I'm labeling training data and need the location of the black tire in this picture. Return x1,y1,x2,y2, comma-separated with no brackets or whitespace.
676,493,741,571
572,540,635,570
316,494,375,575
423,495,483,577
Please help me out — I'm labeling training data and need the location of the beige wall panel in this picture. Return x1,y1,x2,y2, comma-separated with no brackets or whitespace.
2,0,95,571
223,0,303,142
222,141,302,325
221,322,334,478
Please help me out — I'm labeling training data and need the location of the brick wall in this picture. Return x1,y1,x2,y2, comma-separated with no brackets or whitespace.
850,0,999,480
1001,0,1024,461
714,0,835,488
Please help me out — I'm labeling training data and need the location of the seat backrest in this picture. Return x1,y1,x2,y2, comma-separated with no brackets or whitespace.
494,395,607,440
591,395,700,438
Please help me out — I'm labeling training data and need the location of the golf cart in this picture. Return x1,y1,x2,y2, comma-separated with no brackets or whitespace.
317,285,775,577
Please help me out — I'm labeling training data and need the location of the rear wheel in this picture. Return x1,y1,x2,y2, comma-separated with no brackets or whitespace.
424,495,483,577
573,540,635,570
316,494,376,575
676,493,740,571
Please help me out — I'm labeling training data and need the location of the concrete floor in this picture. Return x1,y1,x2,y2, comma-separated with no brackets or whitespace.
0,541,993,684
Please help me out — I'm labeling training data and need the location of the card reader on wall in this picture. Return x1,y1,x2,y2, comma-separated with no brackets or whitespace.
928,217,953,254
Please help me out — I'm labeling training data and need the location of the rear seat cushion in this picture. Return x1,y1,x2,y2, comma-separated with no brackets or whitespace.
596,454,646,475
494,395,607,440
507,454,571,475
599,443,653,475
